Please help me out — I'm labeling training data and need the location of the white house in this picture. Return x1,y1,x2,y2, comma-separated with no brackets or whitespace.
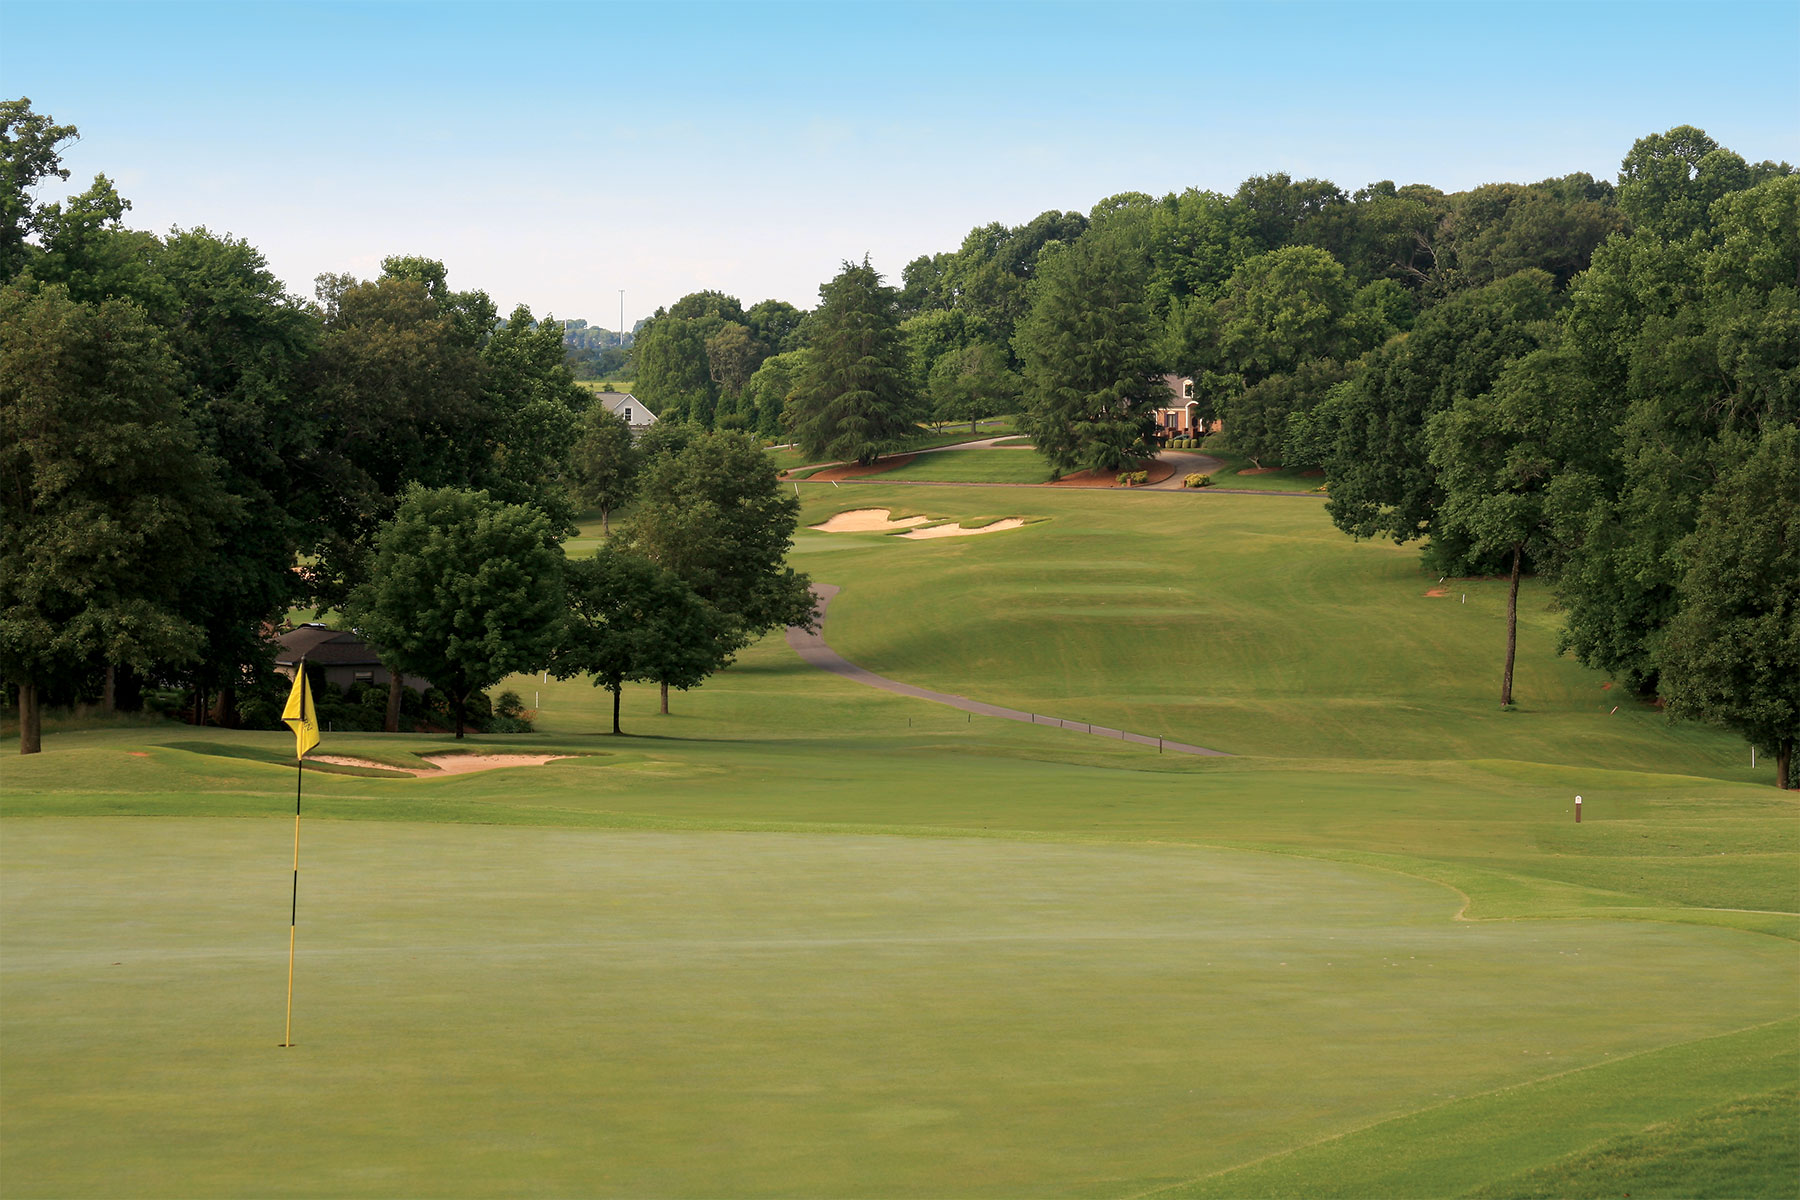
594,391,657,435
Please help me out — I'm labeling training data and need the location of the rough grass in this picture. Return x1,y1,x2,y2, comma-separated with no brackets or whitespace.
4,483,1795,1197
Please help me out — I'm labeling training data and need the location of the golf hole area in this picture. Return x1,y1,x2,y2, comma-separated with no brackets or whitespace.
3,819,1792,1198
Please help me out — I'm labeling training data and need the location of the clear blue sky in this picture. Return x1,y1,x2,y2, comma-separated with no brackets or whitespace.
6,0,1797,327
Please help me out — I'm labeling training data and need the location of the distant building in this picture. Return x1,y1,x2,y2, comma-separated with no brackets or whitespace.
594,391,658,436
1151,375,1220,440
274,625,430,693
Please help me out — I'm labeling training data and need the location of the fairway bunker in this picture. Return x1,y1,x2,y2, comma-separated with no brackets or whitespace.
311,753,573,777
811,508,1027,538
897,518,1026,539
810,508,931,532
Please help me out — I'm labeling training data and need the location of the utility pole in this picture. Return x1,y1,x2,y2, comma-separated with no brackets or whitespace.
619,289,625,344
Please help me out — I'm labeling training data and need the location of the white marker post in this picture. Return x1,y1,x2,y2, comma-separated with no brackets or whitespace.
1574,794,1583,824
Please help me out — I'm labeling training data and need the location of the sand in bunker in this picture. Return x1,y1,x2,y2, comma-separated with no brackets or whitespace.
312,753,572,777
899,519,1026,539
810,508,931,532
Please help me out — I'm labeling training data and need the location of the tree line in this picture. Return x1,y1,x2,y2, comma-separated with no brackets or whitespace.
1,99,812,753
623,124,1797,786
5,97,1793,783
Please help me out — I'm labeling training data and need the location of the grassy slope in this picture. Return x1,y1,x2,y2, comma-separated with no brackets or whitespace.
3,484,1795,1197
1195,446,1325,492
860,448,1054,483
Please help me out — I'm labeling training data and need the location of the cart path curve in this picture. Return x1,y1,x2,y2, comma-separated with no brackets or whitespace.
784,585,1230,757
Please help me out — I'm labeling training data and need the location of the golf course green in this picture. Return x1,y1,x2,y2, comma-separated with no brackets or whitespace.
3,482,1794,1197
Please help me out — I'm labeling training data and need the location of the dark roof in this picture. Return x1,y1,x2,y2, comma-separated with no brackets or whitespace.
275,625,384,667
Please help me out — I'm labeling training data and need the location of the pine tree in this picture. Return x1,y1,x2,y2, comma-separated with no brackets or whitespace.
1012,232,1160,476
789,257,917,465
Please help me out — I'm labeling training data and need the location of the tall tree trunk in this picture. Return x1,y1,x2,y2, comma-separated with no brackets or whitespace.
454,689,466,739
212,685,238,729
101,665,116,712
385,669,403,733
601,506,610,538
193,685,207,727
1501,543,1522,707
19,682,41,755
612,683,621,735
1778,739,1793,790
115,665,143,713
660,680,669,715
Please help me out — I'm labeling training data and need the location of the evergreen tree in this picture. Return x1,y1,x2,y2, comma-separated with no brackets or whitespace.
1013,232,1160,476
788,257,917,465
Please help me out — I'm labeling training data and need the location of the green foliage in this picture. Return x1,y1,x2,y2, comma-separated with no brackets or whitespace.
626,428,813,650
567,404,639,535
928,340,1020,432
899,307,970,396
1183,472,1212,488
1220,357,1355,467
556,546,730,732
1617,125,1762,243
631,314,717,427
476,303,585,524
0,281,224,751
347,487,566,738
307,274,490,605
1658,427,1800,787
743,349,810,439
788,257,918,465
745,298,805,355
1318,269,1559,560
1014,232,1160,475
0,98,77,282
1217,245,1360,383
1551,172,1799,692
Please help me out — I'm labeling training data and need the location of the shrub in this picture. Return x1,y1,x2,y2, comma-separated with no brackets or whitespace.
1183,473,1212,488
1116,470,1148,487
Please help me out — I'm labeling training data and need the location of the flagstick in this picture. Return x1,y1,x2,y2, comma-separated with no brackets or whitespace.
282,753,301,1047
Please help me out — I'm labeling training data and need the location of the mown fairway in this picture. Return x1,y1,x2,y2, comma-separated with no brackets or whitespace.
3,483,1795,1197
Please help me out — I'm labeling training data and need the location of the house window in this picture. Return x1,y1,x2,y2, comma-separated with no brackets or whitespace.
1183,381,1194,399
354,670,374,684
623,407,633,422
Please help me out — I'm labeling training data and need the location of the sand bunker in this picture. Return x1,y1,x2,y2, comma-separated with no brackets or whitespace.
312,753,572,777
811,508,932,532
898,519,1027,540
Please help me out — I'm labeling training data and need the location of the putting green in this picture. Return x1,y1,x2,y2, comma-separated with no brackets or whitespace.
4,819,1792,1198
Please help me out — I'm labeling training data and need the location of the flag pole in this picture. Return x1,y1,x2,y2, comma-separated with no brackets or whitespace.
283,750,301,1047
278,655,320,1048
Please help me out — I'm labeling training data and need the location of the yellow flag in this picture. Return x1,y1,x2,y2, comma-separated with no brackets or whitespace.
281,665,321,760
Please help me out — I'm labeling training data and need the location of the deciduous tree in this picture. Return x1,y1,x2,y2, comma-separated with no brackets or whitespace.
1657,427,1799,788
568,404,639,536
556,547,729,733
626,430,813,712
347,486,566,739
1,282,222,752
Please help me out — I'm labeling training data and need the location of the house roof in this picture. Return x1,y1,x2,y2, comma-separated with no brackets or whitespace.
596,391,657,424
275,625,384,667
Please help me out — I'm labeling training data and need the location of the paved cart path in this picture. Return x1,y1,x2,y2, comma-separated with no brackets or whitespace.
785,585,1229,757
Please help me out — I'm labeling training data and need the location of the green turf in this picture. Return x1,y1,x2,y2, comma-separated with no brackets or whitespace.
855,447,1054,483
4,482,1795,1197
1193,446,1325,492
4,821,1793,1198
